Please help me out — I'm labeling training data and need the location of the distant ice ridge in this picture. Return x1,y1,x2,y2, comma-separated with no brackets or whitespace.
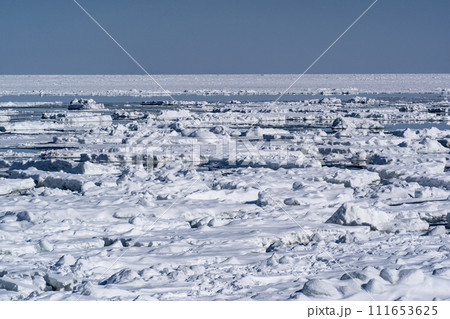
0,74,449,96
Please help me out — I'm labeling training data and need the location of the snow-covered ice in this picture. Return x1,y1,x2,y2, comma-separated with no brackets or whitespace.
0,75,449,301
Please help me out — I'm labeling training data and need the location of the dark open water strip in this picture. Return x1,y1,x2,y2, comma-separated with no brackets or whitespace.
0,93,446,104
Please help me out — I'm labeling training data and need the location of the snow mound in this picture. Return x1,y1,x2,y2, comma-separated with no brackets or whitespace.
300,279,341,298
189,129,220,141
362,279,385,294
380,268,399,284
398,269,425,285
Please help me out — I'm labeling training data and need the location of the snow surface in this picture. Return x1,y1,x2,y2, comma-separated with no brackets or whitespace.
0,78,450,300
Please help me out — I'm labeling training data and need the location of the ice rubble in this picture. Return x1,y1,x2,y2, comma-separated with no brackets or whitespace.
0,91,449,301
42,112,112,126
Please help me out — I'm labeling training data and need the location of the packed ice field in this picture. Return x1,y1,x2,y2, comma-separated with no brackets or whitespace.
0,74,449,300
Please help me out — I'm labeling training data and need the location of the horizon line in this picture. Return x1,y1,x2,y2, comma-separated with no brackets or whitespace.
1,73,449,76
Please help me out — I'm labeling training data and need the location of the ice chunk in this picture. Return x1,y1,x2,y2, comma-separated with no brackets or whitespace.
16,211,34,222
424,226,446,236
266,254,279,266
99,269,140,285
55,255,76,267
0,277,34,294
284,198,301,205
38,239,54,252
188,217,213,229
432,268,450,277
256,190,274,207
44,273,73,291
0,278,18,292
68,98,104,110
326,203,391,230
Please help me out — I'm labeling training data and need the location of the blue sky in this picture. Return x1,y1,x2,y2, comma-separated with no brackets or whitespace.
0,0,448,74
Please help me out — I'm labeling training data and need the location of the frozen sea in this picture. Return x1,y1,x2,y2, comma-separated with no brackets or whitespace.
0,74,449,300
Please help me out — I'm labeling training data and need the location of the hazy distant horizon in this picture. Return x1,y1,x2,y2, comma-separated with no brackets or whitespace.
2,72,450,76
2,74,448,99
